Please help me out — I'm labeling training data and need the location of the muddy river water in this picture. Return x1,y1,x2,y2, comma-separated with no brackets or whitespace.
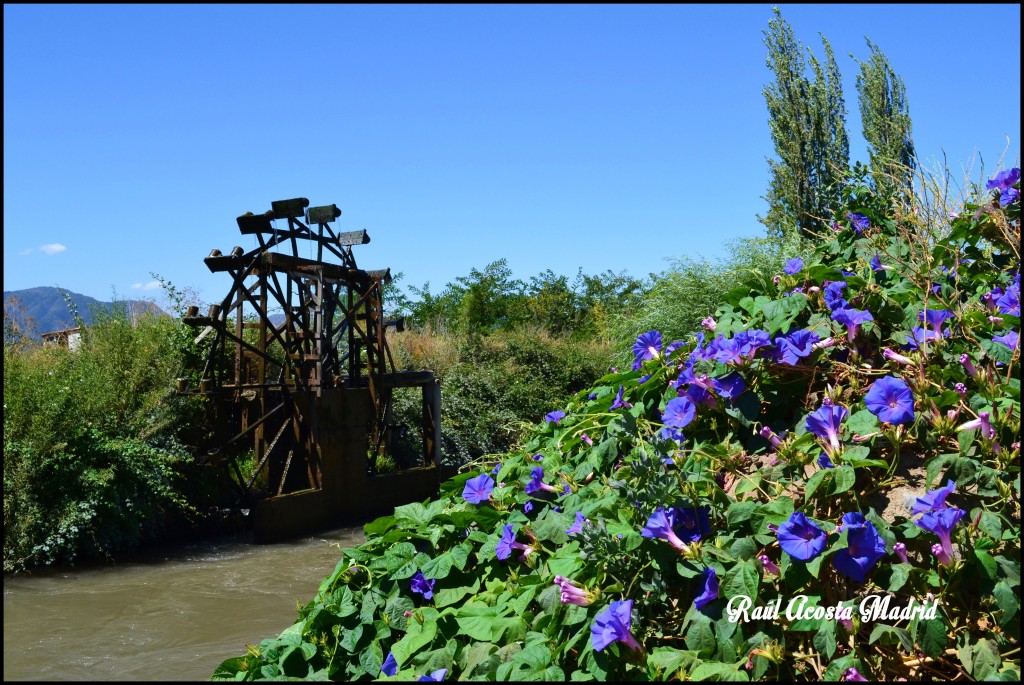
3,526,366,681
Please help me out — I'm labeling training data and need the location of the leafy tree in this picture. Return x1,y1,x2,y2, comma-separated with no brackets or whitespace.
454,259,525,334
759,7,850,240
853,38,916,207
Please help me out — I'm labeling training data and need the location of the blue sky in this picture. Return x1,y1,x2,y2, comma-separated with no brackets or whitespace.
4,4,1020,309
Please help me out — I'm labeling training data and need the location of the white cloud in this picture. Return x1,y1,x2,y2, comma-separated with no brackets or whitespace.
143,281,161,290
131,283,143,289
38,243,67,255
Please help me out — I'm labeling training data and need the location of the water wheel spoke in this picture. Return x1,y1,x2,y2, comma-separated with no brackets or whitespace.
244,416,291,493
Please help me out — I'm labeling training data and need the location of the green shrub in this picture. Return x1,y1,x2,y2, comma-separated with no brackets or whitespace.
3,296,210,571
390,327,612,466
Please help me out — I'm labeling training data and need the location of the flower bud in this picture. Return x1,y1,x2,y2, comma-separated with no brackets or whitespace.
757,554,780,576
960,354,978,378
931,542,953,566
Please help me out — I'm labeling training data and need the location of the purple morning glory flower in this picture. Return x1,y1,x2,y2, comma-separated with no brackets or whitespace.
994,330,1019,350
632,330,663,369
545,410,566,424
957,410,996,439
987,169,1021,207
641,507,691,552
707,335,742,365
711,372,746,401
845,212,870,233
685,383,715,408
784,257,804,275
381,652,398,677
818,453,835,469
694,567,719,611
870,254,883,271
773,329,821,365
610,386,632,410
734,329,771,359
806,404,848,454
662,396,696,429
912,480,956,515
916,507,966,567
843,667,869,682
462,473,495,504
495,525,516,559
823,281,848,311
832,513,886,582
418,668,447,682
996,281,1020,316
983,287,1004,312
864,375,915,425
591,599,641,652
659,425,686,443
987,167,1021,191
832,307,874,342
673,505,712,543
903,326,941,351
918,309,953,335
566,511,586,536
523,501,533,514
495,524,532,561
525,466,558,495
672,356,696,388
410,570,435,600
777,511,827,561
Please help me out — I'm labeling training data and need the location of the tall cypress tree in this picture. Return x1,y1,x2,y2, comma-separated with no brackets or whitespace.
853,39,915,207
759,7,849,240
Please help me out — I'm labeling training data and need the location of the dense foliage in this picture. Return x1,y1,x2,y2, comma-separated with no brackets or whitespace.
213,170,1020,681
390,328,613,467
3,297,210,571
392,260,645,341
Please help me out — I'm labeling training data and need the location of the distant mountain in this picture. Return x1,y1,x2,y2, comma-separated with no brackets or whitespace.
3,287,165,339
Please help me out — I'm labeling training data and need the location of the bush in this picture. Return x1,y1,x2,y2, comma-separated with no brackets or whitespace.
3,299,209,571
390,327,612,466
213,166,1019,681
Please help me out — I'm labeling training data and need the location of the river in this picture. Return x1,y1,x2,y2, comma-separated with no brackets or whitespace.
3,525,366,681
